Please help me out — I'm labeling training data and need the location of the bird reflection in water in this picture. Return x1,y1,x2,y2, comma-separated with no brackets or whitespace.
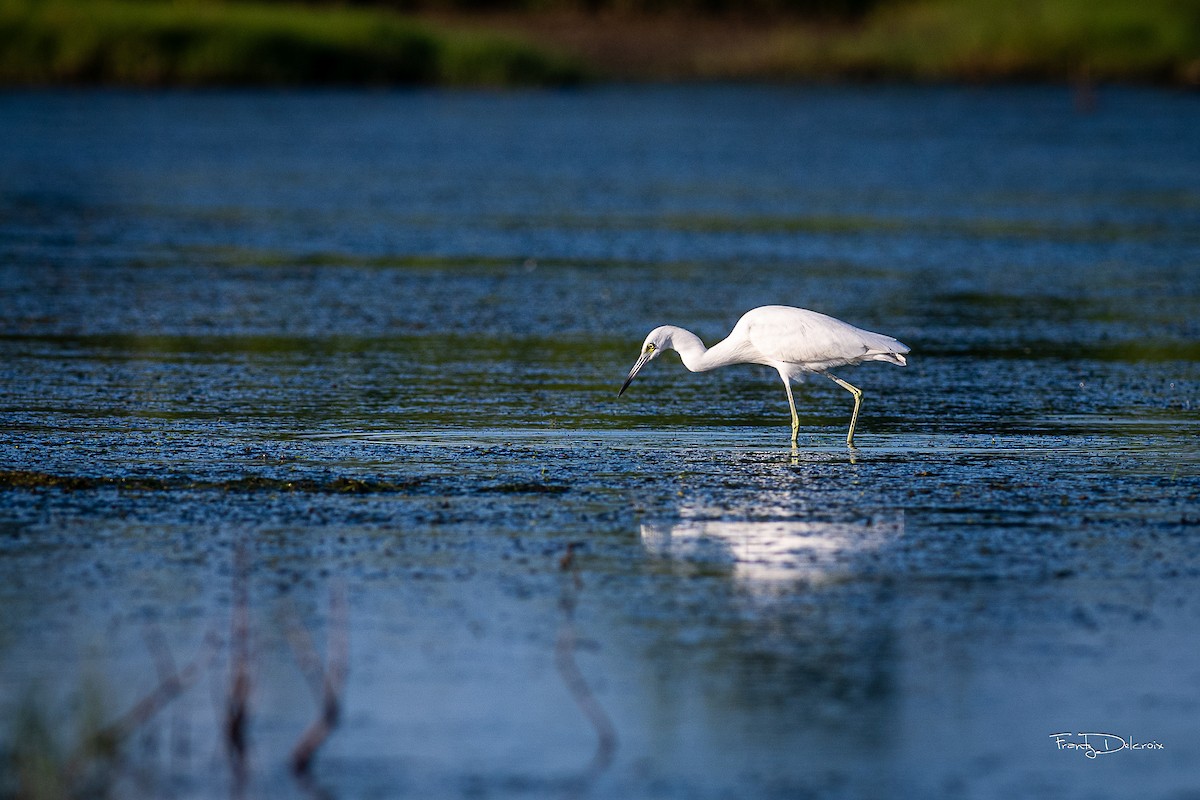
640,510,903,588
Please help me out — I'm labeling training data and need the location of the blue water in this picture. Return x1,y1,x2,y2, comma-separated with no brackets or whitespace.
1,86,1198,799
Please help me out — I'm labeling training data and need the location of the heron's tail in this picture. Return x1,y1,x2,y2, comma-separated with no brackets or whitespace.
861,334,910,367
866,351,907,366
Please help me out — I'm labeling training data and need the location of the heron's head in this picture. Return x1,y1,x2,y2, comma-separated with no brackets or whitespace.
618,326,673,397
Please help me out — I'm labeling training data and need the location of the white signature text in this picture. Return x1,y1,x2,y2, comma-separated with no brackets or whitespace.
1050,732,1165,759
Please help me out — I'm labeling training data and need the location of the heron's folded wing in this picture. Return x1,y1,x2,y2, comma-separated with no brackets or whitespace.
745,307,908,370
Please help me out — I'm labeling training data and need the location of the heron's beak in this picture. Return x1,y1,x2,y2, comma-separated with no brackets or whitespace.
619,351,652,397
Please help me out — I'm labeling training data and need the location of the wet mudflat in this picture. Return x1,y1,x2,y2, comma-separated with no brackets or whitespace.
1,87,1199,799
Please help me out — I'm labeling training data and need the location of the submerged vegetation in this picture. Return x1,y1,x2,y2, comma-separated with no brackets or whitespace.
0,469,421,493
0,0,1197,86
0,470,576,495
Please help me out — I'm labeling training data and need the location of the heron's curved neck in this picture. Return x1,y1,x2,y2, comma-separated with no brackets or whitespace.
665,326,742,372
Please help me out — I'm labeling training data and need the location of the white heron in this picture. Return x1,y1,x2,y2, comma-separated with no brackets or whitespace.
618,305,910,447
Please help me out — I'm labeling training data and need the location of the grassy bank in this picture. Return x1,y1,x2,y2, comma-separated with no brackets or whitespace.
0,0,1196,85
750,0,1200,84
0,0,585,86
459,0,1200,84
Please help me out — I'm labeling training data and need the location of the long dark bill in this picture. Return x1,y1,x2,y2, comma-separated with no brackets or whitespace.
618,353,652,397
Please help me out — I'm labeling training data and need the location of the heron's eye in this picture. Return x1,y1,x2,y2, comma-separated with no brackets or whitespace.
646,343,655,353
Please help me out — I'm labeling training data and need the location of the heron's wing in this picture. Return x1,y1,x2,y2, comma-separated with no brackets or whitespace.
744,306,909,370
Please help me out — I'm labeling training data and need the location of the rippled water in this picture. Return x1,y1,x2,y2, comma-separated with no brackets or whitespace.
2,87,1199,799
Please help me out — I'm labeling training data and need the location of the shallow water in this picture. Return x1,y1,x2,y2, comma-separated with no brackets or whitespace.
1,86,1199,799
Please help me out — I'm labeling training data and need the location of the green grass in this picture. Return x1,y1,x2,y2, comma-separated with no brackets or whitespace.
0,0,1196,84
0,0,586,86
753,0,1200,83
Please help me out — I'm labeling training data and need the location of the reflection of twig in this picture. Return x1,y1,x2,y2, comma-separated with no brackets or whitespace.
100,635,214,749
226,541,251,790
68,628,216,788
143,624,179,685
286,585,350,778
556,543,617,795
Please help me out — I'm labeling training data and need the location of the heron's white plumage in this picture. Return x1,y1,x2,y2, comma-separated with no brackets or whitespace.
739,305,909,376
619,304,911,446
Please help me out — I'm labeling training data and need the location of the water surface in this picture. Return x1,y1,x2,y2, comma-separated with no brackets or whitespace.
1,86,1199,799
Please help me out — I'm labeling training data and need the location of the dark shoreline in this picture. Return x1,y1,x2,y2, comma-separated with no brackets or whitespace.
2,1,1197,88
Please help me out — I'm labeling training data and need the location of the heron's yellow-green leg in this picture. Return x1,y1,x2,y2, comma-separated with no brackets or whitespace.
780,374,800,446
827,374,863,447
